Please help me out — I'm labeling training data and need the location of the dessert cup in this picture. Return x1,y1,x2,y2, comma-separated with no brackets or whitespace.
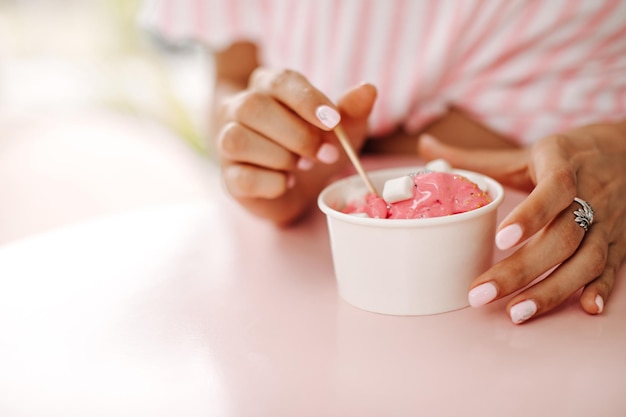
318,166,504,315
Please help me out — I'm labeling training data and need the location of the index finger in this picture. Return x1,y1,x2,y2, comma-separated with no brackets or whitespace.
496,136,578,250
250,68,341,131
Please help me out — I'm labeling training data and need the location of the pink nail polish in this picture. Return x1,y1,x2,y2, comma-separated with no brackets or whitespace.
419,133,438,144
286,173,296,189
495,223,523,250
316,143,339,164
297,157,315,171
316,105,341,129
510,299,537,324
595,294,604,314
468,282,497,307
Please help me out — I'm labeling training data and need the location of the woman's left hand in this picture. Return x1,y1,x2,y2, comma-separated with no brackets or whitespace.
418,120,626,324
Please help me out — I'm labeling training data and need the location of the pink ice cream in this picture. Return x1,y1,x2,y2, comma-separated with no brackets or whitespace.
343,171,492,219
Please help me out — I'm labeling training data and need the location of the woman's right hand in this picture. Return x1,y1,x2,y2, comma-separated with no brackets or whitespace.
214,67,377,224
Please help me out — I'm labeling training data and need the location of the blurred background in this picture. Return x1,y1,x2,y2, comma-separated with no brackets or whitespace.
0,0,217,245
0,0,210,148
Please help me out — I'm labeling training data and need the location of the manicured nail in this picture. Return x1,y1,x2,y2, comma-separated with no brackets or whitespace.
495,223,523,250
509,299,537,324
297,157,315,171
286,173,296,189
595,294,604,314
419,133,438,144
468,282,497,307
316,143,339,164
315,105,341,129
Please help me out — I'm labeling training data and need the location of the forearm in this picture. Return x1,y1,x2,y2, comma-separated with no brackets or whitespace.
362,107,517,155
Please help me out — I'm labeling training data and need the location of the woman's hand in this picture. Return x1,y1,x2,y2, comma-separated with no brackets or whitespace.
214,67,376,225
418,120,626,323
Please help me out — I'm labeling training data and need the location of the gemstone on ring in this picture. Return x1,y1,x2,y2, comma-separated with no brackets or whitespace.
573,197,594,232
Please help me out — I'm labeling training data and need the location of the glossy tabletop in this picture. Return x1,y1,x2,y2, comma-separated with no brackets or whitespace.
1,156,625,417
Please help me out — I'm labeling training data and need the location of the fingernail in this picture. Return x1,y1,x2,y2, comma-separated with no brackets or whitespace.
316,143,339,164
468,282,497,307
315,105,341,129
297,157,315,171
495,223,523,250
509,299,537,324
595,294,604,314
286,173,296,189
419,133,438,144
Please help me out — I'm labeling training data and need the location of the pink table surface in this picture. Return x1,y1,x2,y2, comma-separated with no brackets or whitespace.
0,156,624,417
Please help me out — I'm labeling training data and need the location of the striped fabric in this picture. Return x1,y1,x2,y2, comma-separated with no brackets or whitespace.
140,0,626,145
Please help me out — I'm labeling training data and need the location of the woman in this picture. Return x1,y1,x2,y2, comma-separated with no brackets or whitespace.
141,0,626,323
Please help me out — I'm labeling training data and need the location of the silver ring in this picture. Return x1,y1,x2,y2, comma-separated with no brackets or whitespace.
573,197,594,232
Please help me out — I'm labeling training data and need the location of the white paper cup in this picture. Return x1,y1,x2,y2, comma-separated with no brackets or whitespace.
318,166,504,316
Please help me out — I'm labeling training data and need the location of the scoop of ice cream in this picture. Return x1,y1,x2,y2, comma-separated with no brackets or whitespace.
343,171,492,219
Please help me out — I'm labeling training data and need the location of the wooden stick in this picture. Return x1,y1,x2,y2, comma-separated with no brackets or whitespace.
333,124,379,196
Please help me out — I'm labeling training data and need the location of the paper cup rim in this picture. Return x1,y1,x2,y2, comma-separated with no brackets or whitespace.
317,166,504,228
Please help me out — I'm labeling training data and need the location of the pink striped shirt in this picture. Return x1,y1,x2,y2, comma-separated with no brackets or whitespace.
140,0,626,145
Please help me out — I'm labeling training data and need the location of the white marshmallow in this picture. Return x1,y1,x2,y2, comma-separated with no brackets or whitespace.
425,158,452,173
382,176,415,203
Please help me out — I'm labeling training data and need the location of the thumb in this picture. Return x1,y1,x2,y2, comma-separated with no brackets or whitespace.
418,133,533,191
337,83,377,121
333,83,376,149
